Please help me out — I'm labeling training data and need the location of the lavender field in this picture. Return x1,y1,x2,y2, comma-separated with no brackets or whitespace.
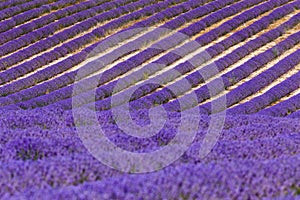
0,0,300,199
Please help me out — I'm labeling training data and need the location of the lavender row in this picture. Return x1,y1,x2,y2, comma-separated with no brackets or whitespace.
0,0,184,85
2,123,299,162
63,0,271,100
0,0,114,44
0,0,140,54
0,102,298,128
70,0,300,110
10,0,214,84
1,137,86,161
0,107,70,130
4,0,234,102
0,115,299,179
194,46,300,114
0,153,122,197
287,103,300,118
227,54,300,115
95,114,300,159
203,0,300,54
191,133,300,162
192,0,294,46
3,112,299,142
128,17,300,113
0,102,296,131
0,0,84,36
259,92,300,117
7,111,298,196
0,0,214,82
218,120,300,141
90,0,296,111
0,111,299,162
198,45,300,114
194,33,300,114
75,2,300,112
0,0,159,71
0,127,77,142
0,122,299,162
1,0,229,105
8,0,266,109
0,0,57,22
0,0,32,11
5,155,300,199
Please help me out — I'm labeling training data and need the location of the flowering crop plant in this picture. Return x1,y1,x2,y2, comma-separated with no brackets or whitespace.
0,0,300,199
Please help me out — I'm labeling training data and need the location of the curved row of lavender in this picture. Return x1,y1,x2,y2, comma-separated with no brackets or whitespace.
0,0,300,199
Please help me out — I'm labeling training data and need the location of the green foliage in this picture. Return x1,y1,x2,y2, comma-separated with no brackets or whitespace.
272,48,279,56
18,148,43,161
180,192,191,200
143,72,149,80
157,137,167,147
36,101,45,107
78,169,89,184
228,75,237,85
291,184,300,196
129,164,137,174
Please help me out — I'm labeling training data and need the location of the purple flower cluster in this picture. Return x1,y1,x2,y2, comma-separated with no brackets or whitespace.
0,0,114,45
228,50,300,115
0,0,164,74
288,105,300,118
0,107,299,198
0,0,84,36
0,0,144,56
2,0,282,110
113,5,300,113
0,0,228,107
259,92,300,117
193,0,294,46
0,0,32,11
169,25,300,114
0,0,56,22
1,0,300,198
